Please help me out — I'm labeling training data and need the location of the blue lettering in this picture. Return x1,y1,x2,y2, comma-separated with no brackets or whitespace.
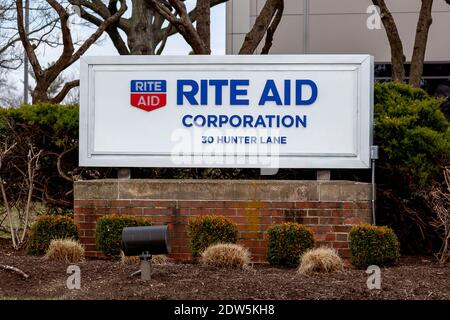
230,115,242,127
200,80,208,105
177,80,199,105
209,80,228,105
243,115,254,128
296,80,318,105
182,115,193,127
284,79,291,105
296,115,307,128
230,80,249,106
194,115,206,127
131,80,166,93
219,115,229,126
259,80,283,106
254,115,266,127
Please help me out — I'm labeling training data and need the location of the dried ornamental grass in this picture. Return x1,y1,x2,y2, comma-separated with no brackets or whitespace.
298,247,344,275
201,243,251,269
120,251,140,265
44,239,84,263
152,255,169,265
120,251,170,265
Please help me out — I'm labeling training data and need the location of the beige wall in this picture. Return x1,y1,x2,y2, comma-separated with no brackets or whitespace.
226,0,450,62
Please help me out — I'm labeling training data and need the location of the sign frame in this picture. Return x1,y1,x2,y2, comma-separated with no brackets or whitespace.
79,55,374,169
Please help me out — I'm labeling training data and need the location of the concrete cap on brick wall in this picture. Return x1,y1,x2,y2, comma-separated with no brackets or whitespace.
74,179,371,202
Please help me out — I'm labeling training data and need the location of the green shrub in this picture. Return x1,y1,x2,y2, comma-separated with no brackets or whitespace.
267,222,314,267
95,215,152,258
374,82,450,254
187,215,238,257
27,215,79,255
349,224,400,269
374,82,449,189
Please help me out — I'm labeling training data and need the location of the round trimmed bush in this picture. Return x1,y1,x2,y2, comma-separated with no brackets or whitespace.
267,222,314,267
298,247,343,275
95,215,152,258
187,215,238,257
27,215,79,255
349,224,400,269
201,243,251,269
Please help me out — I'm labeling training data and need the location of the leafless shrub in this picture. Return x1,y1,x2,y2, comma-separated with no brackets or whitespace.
426,168,450,265
0,125,42,250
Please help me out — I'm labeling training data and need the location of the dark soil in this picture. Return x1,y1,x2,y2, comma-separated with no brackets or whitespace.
0,240,449,300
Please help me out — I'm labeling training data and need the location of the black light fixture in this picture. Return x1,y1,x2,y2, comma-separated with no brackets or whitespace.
121,225,170,280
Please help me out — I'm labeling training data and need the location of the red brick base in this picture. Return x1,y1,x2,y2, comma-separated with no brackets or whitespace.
74,180,372,262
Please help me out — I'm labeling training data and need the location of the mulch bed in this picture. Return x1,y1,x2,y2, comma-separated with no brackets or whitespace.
0,240,449,300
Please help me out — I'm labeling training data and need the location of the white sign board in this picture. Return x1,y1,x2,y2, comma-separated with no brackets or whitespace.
80,55,373,168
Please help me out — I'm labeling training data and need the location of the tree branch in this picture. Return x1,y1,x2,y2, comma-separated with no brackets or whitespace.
0,265,29,278
16,0,43,77
147,0,209,54
50,80,80,104
163,0,228,37
76,4,130,55
69,0,127,64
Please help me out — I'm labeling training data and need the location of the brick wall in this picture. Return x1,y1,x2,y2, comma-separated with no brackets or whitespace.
74,180,372,262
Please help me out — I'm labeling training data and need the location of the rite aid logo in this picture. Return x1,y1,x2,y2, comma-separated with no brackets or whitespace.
130,80,167,112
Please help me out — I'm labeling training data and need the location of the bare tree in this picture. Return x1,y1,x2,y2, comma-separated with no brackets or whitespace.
1,0,66,71
0,118,43,250
0,0,23,70
148,0,284,55
0,120,45,249
427,168,450,265
372,0,434,87
68,0,229,55
16,0,127,104
0,141,17,246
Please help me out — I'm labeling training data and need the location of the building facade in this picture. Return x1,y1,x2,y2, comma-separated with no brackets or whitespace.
226,0,450,61
226,0,450,95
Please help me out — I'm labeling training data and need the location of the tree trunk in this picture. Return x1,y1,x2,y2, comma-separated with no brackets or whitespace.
31,82,50,104
239,0,283,54
372,0,405,83
196,0,211,54
409,0,434,88
128,0,158,54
